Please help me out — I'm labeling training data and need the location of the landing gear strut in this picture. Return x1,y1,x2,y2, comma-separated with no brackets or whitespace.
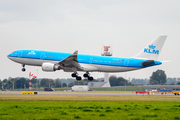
71,72,82,80
22,64,26,72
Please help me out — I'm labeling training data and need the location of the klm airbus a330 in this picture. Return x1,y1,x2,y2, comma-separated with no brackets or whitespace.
8,35,167,80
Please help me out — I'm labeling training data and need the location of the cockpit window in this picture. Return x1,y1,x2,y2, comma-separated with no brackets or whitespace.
11,52,15,54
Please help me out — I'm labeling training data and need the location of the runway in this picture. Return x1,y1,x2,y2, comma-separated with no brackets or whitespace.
0,92,175,96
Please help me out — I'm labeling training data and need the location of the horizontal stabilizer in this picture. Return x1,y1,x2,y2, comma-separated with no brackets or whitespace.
161,60,170,63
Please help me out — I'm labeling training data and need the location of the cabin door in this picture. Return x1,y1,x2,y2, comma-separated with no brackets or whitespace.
40,53,45,60
124,60,129,67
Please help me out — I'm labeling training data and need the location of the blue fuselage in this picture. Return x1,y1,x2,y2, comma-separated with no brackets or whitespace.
8,50,162,72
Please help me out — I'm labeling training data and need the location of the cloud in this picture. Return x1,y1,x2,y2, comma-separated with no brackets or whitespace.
0,0,180,24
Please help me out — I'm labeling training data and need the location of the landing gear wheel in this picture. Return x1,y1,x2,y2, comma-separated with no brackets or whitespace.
72,73,77,77
76,76,82,80
83,73,89,77
22,68,26,72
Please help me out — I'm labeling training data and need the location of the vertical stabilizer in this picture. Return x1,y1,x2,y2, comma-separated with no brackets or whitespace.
133,35,167,60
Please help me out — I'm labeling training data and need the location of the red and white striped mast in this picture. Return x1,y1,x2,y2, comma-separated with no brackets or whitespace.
29,72,37,91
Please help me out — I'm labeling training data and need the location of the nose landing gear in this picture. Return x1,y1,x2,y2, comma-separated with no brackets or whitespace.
22,64,26,72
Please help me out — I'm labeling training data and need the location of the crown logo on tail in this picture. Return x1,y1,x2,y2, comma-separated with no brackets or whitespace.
148,44,156,49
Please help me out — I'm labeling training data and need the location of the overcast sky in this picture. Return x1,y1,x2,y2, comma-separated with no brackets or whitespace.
0,0,180,80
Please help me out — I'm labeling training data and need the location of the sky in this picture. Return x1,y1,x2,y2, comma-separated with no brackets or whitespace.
0,0,180,80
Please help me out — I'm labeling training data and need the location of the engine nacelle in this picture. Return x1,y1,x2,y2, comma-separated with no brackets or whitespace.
42,62,60,72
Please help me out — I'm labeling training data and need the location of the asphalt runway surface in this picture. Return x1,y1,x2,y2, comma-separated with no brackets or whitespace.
0,92,175,96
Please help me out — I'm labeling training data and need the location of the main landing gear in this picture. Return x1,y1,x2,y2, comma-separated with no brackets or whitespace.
22,64,26,72
71,72,82,80
72,72,94,81
83,72,93,81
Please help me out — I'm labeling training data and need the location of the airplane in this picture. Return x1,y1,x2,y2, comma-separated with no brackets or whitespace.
7,35,167,81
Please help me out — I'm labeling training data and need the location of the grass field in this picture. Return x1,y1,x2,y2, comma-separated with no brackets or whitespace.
0,94,180,120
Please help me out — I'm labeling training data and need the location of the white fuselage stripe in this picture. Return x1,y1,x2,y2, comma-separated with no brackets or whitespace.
8,57,142,72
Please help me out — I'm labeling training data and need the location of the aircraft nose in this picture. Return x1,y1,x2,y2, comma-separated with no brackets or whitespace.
7,54,12,60
7,53,14,60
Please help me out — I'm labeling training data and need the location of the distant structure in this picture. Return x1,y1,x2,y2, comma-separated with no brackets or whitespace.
143,85,180,91
101,46,112,56
103,72,111,87
88,45,112,87
71,85,89,91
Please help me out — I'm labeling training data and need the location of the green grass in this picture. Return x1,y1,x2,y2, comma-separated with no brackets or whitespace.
0,93,179,120
0,100,180,120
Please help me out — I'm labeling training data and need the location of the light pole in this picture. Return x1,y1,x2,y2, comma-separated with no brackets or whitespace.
21,83,22,89
67,79,68,91
37,69,38,91
13,82,14,90
2,81,3,90
125,73,126,91
61,81,63,90
49,79,50,88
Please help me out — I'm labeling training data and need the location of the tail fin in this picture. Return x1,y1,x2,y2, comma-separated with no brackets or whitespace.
133,35,167,60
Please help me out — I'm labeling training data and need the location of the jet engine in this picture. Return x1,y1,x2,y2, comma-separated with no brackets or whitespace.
42,62,60,72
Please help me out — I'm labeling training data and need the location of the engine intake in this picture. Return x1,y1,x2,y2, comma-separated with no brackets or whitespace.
42,62,60,72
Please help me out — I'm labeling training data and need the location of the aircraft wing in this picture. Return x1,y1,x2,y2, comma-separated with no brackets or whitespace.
59,51,83,71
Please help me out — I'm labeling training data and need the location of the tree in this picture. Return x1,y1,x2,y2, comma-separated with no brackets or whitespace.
0,80,2,89
117,77,127,86
177,82,180,85
149,69,167,85
68,82,74,87
62,83,67,87
109,75,118,86
109,76,130,86
7,80,13,89
40,79,54,87
170,82,175,85
31,78,38,84
55,80,62,88
100,80,104,82
15,78,28,89
12,78,18,89
3,79,8,83
74,80,84,85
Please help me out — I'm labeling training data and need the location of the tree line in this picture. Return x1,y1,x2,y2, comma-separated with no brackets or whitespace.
0,69,180,89
0,77,100,89
109,69,180,86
